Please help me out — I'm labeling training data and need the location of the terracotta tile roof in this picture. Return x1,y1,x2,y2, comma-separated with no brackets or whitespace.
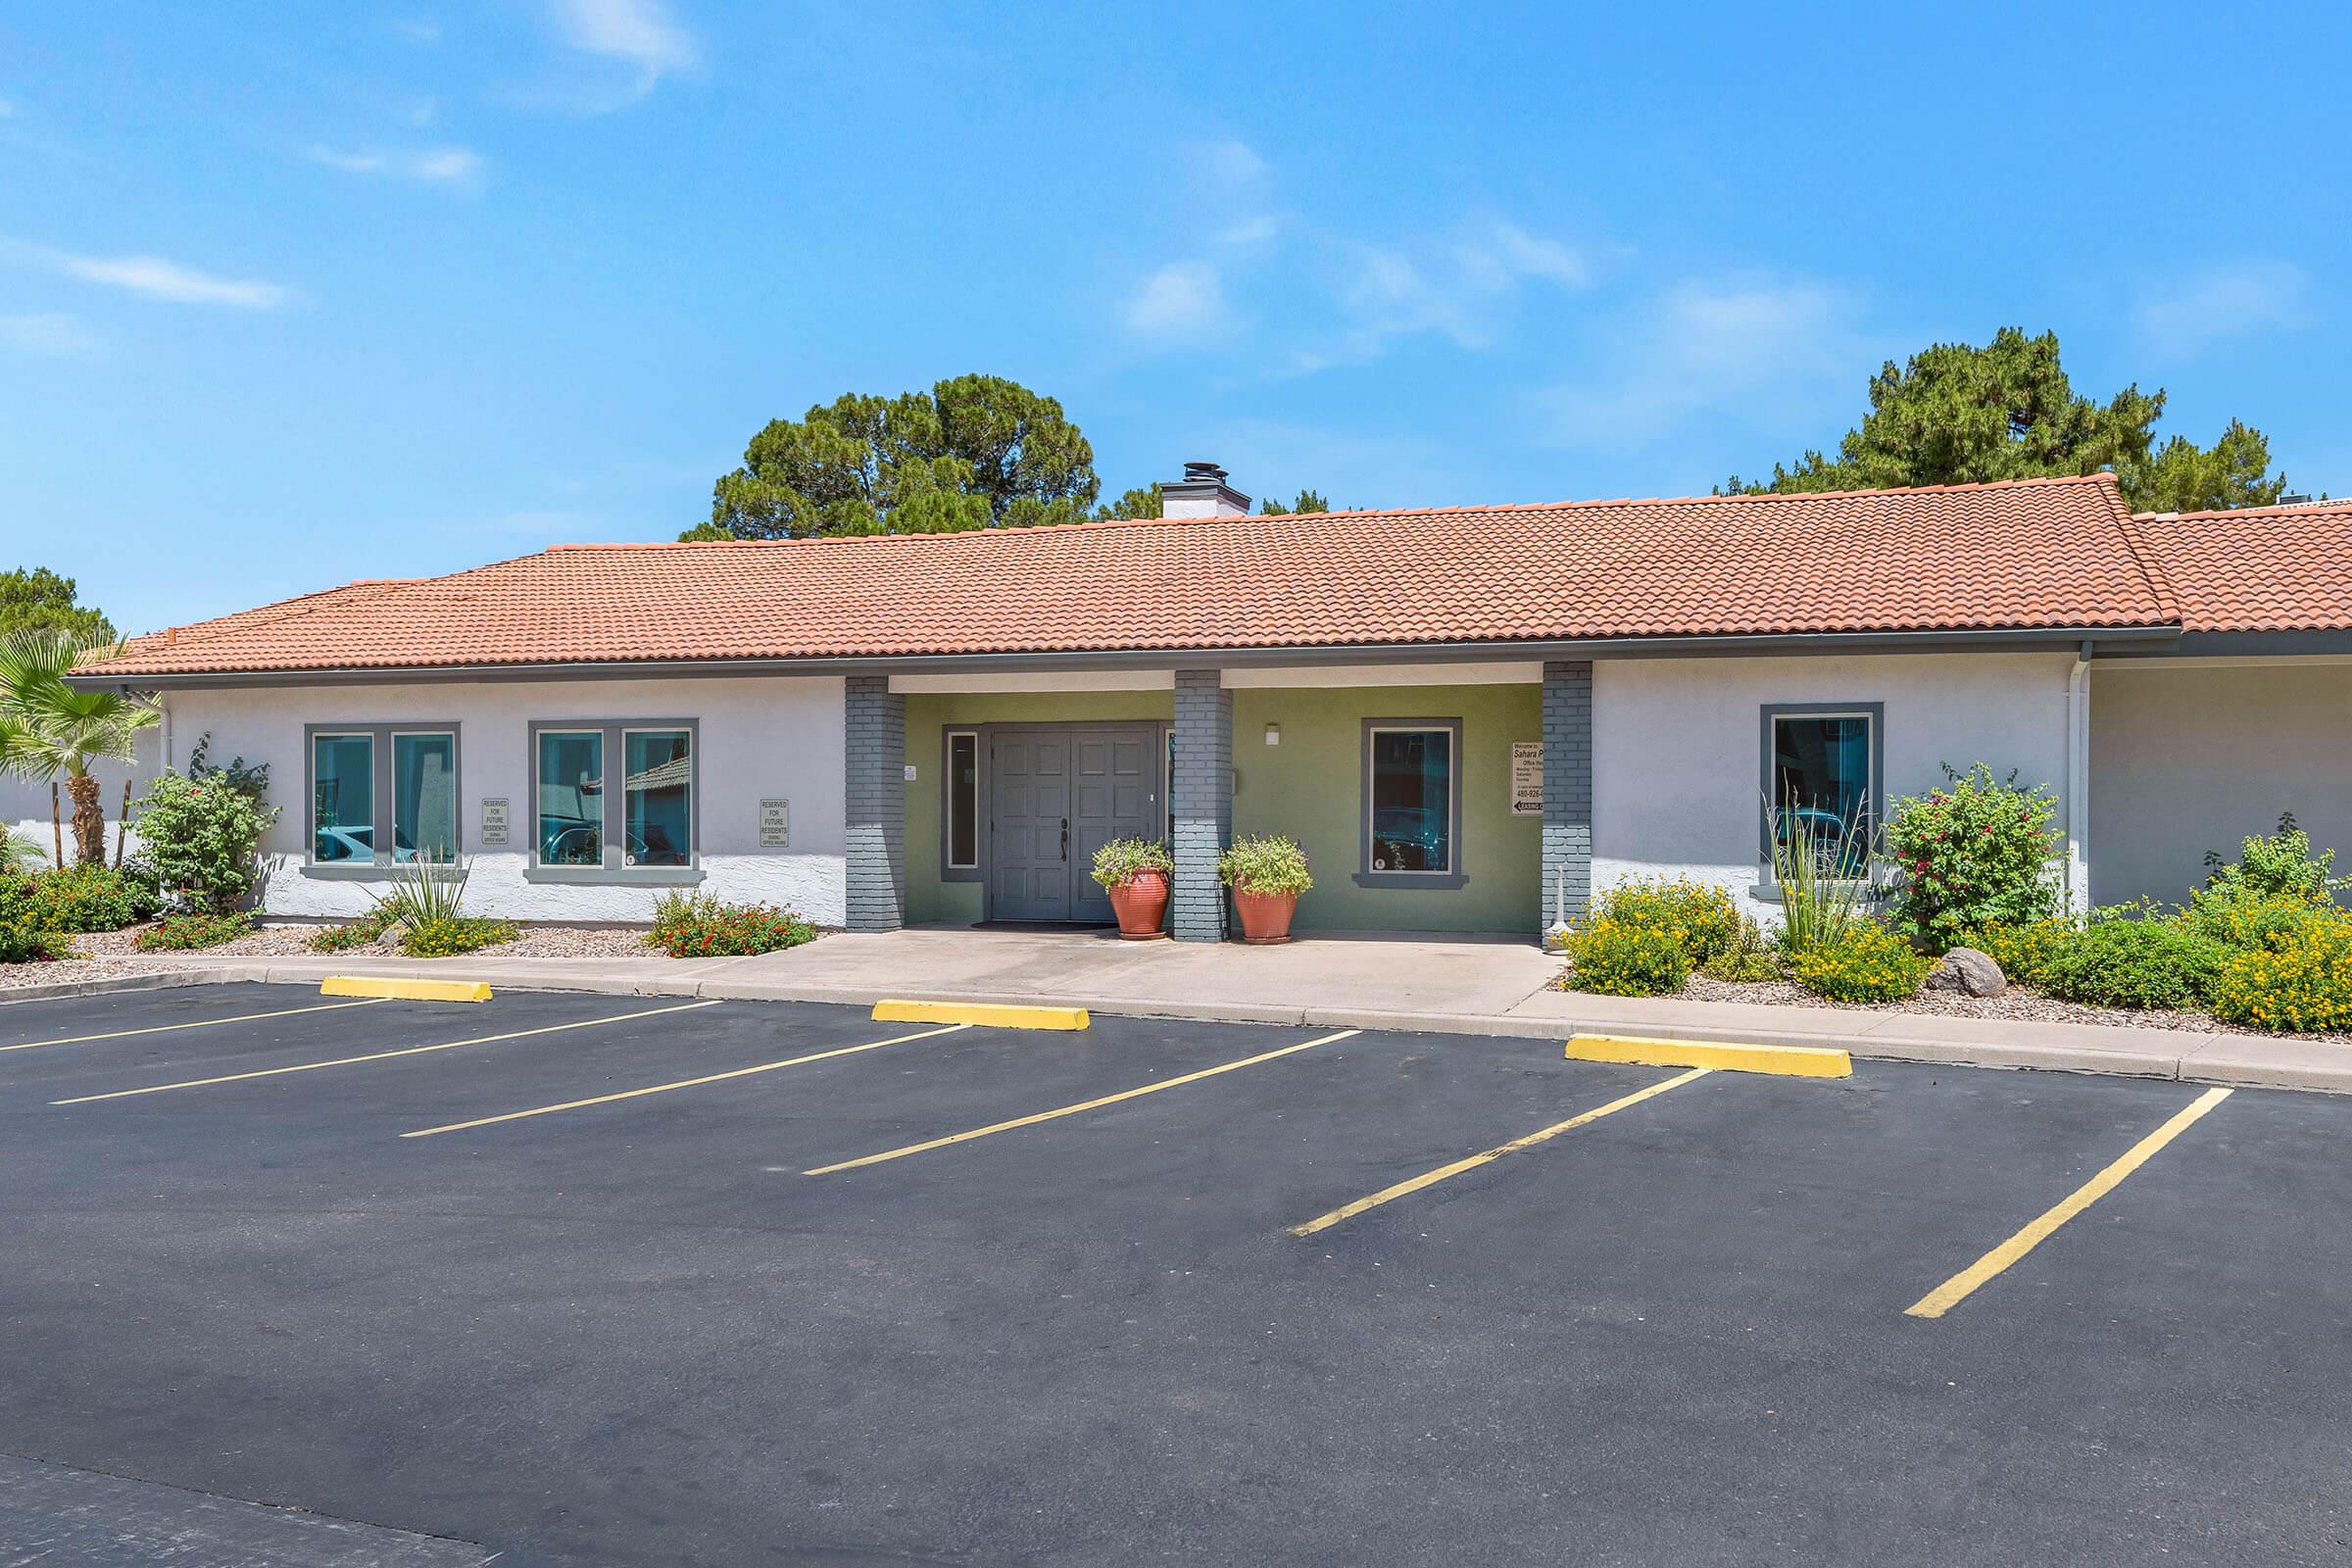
2129,500,2352,634
86,473,2180,678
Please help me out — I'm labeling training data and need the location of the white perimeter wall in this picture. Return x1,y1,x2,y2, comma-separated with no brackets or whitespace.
1593,652,2077,917
2,726,163,870
2091,661,2352,908
162,675,848,924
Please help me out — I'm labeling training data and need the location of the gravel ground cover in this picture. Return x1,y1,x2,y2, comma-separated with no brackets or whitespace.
1,923,679,990
1626,971,2352,1048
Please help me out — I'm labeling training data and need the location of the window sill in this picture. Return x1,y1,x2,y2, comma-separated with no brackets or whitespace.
522,865,706,887
1749,880,1890,905
300,863,395,881
1352,870,1469,892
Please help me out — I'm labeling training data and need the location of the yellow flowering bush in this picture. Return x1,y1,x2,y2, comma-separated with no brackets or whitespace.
2209,907,2352,1033
1958,918,2075,986
1563,915,1691,996
1788,921,1931,1003
1592,877,1741,966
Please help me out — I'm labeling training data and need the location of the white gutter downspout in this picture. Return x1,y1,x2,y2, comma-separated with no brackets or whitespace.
2065,644,2091,914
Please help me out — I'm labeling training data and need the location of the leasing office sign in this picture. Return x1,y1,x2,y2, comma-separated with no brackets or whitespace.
1511,742,1542,815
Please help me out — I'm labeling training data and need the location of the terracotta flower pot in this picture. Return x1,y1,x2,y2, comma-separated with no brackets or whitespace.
1232,885,1298,945
1106,867,1170,940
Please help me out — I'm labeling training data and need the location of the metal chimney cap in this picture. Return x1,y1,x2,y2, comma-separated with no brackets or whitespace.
1181,461,1229,483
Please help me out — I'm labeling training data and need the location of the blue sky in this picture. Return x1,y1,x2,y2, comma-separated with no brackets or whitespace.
3,2,2347,637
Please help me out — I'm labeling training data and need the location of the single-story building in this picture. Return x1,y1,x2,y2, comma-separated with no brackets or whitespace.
73,465,2352,941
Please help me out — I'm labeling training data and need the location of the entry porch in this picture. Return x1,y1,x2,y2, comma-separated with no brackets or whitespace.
843,662,1592,942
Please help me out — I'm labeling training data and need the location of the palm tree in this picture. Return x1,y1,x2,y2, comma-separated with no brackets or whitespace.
0,630,159,866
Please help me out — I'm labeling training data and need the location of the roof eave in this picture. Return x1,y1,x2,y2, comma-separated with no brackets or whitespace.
69,623,2185,692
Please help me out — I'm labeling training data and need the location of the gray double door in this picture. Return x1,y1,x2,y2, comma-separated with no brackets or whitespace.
987,725,1162,923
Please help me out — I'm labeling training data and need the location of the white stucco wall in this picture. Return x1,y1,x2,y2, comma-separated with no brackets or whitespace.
160,675,848,924
2091,660,2352,908
1592,652,2078,918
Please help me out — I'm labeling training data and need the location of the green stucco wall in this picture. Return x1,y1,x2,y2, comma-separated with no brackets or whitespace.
1231,684,1541,933
903,690,1173,924
903,681,1540,934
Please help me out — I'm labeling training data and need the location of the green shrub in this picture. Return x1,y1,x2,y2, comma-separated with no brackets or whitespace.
2201,812,2350,906
400,916,518,957
1788,921,1930,1003
2039,915,2220,1009
1959,917,2076,986
1887,763,2063,952
309,906,395,953
1090,836,1173,891
133,910,252,951
645,890,817,957
1563,915,1692,997
2210,909,2352,1033
1,864,160,932
1594,877,1741,965
0,914,71,964
1698,916,1783,983
1217,835,1312,898
130,771,278,913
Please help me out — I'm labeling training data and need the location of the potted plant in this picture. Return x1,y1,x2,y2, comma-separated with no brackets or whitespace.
1218,834,1313,944
1091,836,1175,940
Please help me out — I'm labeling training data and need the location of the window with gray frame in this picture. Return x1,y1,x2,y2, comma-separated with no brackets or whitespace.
529,718,701,882
1358,718,1466,889
944,729,979,873
1760,703,1883,870
306,724,460,871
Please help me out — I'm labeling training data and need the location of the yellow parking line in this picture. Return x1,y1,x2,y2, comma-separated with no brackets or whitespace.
400,1022,972,1139
804,1028,1363,1176
1289,1067,1713,1238
51,1000,723,1105
1,997,389,1055
1906,1086,2233,1320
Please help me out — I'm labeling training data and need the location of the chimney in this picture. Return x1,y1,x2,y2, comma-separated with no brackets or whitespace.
1161,460,1251,519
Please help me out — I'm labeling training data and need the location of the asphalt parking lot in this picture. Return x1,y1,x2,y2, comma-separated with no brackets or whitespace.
1,982,2347,1567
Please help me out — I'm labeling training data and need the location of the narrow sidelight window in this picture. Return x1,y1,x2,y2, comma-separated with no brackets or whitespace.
946,730,979,870
622,728,693,867
1366,725,1455,875
536,729,605,866
312,733,375,863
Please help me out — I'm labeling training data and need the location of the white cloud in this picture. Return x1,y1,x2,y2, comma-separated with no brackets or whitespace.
308,143,483,185
1457,220,1590,292
1541,276,1881,449
31,247,288,309
391,18,441,43
0,313,98,357
2138,260,2312,358
0,95,15,119
1126,261,1227,338
545,0,699,96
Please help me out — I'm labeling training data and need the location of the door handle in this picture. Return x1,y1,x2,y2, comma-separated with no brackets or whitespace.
1060,817,1069,861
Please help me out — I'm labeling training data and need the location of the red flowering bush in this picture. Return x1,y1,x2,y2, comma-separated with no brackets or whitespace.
645,891,817,957
1886,763,2062,953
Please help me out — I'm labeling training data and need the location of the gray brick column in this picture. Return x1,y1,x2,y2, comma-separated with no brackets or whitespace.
1170,669,1233,942
844,675,906,932
1542,660,1593,934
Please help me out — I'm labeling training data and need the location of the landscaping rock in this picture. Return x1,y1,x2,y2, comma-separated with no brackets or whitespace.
1928,947,2006,998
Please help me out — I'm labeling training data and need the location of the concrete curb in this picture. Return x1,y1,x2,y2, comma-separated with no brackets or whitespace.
11,961,2345,1096
0,966,242,1008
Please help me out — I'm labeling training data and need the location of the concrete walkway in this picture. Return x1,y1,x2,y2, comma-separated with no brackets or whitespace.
24,926,2349,1094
